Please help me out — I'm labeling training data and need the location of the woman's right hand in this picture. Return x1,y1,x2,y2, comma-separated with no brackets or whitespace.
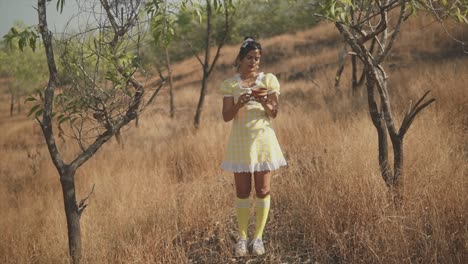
236,92,252,107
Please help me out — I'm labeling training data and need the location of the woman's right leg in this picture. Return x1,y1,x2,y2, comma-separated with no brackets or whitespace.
234,172,252,239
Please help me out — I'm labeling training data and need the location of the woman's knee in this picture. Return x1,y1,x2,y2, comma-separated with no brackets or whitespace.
236,185,251,198
255,186,270,198
234,173,252,198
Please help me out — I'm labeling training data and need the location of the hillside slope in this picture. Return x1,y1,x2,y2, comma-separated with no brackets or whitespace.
0,17,467,263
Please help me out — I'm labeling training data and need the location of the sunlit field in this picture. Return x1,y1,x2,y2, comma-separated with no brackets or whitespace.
0,17,467,263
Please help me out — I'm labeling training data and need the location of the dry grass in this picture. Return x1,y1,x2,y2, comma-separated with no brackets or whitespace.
0,16,467,263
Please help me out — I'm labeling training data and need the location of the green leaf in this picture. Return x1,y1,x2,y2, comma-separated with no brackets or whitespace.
4,26,39,52
38,89,44,101
339,12,347,23
59,116,71,125
24,97,37,103
28,104,42,117
29,36,37,52
35,109,44,117
195,7,203,23
455,7,468,23
330,1,336,19
56,0,65,14
18,37,26,51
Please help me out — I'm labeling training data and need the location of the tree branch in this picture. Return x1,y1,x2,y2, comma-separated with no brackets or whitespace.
37,0,65,170
354,0,403,28
77,184,95,216
423,0,468,50
183,37,204,67
145,77,166,107
398,91,436,136
203,0,212,74
356,8,388,44
208,0,229,76
70,129,114,170
334,44,347,89
100,0,121,35
70,0,145,171
373,64,398,137
377,0,407,63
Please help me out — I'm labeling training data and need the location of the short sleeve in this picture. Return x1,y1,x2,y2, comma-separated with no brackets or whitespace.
266,73,280,95
220,79,234,97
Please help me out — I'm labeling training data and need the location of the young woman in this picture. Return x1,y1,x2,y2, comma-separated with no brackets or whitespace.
220,37,287,256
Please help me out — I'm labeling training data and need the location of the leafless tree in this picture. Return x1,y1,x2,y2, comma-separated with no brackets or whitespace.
318,0,467,205
192,0,231,128
348,3,431,204
323,0,438,205
165,47,175,118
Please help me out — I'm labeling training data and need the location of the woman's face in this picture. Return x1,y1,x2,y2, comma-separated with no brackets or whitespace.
238,49,261,75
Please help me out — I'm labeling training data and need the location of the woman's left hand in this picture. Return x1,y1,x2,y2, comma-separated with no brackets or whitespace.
256,95,268,105
257,93,278,118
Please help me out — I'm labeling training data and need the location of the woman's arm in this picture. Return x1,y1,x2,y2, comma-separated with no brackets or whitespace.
222,93,251,122
259,93,279,119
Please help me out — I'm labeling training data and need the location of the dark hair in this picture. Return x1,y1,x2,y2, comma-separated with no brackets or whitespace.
235,36,262,67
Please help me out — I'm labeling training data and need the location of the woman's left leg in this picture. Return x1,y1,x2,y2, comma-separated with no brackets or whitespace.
253,170,271,240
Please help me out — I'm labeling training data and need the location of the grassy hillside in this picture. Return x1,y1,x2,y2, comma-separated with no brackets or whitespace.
0,17,467,263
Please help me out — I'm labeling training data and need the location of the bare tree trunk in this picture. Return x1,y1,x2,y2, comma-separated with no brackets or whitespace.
17,94,21,114
60,166,81,264
37,1,81,262
10,92,14,117
334,45,347,89
351,55,358,95
391,136,404,205
350,5,359,96
333,0,435,207
165,48,175,118
194,0,211,128
195,70,208,128
366,74,392,185
193,0,229,128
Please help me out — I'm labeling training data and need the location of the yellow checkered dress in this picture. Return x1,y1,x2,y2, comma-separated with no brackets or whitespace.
220,72,287,173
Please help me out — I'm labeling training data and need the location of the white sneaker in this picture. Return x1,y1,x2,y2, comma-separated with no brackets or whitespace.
235,238,248,257
250,238,265,256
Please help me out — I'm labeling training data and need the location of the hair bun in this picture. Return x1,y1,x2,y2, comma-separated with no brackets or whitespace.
241,37,255,48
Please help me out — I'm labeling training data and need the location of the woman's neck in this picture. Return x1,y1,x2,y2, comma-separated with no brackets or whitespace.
239,71,258,80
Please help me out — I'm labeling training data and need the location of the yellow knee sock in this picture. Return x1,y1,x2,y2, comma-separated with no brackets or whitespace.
254,195,270,239
235,197,250,239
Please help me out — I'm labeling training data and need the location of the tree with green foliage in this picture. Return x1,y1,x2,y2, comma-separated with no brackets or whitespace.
192,0,233,128
1,22,47,116
229,0,318,40
316,0,467,205
148,0,234,127
145,0,319,64
146,0,180,117
4,0,174,262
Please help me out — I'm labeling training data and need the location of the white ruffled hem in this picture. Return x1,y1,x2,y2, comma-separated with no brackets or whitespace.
220,159,287,173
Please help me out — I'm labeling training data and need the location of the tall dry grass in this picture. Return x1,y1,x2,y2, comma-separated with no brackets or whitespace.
0,17,467,263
